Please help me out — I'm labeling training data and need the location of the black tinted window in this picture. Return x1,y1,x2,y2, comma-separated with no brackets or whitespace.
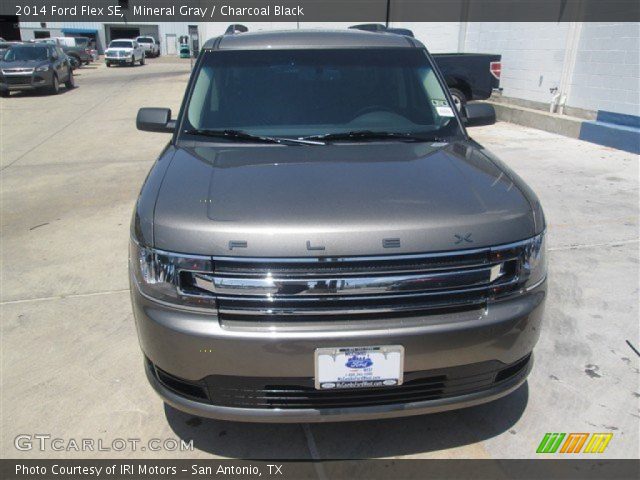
185,49,460,138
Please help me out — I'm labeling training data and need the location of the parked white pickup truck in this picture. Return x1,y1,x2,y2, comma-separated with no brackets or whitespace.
136,36,160,58
104,39,145,67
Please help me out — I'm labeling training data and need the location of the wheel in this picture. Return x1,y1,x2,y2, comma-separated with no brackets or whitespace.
449,88,467,111
140,55,145,66
49,75,60,95
65,68,74,89
70,56,81,68
0,90,9,98
130,56,136,67
106,62,111,67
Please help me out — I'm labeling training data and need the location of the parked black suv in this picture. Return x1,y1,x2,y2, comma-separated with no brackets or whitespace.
0,43,74,96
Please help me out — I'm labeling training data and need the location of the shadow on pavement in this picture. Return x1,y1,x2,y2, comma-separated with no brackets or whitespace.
165,382,528,459
6,86,77,98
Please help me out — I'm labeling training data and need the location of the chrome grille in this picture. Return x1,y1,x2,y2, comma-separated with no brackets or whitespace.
180,243,527,322
2,68,34,74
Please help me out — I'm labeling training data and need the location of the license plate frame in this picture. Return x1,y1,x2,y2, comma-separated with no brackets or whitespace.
314,345,404,390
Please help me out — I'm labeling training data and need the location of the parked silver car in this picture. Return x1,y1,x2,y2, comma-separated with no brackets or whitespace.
105,39,144,67
136,36,160,58
132,28,546,423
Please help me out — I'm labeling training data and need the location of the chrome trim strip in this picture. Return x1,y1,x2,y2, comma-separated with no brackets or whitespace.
193,265,503,297
217,299,486,316
2,68,34,74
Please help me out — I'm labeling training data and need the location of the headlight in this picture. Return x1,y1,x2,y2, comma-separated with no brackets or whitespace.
35,65,50,72
488,232,547,298
521,232,547,289
129,239,215,308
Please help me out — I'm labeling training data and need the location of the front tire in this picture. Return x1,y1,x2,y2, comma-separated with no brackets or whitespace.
130,56,136,67
65,68,74,89
0,90,9,98
449,88,467,111
49,75,60,95
106,62,111,67
139,55,145,66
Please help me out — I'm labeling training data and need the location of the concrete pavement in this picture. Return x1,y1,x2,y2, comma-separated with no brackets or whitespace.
1,59,638,460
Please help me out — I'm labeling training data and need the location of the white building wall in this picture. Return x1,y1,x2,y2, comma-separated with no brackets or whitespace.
389,22,462,52
568,22,640,116
463,22,571,105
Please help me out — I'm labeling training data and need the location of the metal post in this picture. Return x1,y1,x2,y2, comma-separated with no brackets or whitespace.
385,0,391,27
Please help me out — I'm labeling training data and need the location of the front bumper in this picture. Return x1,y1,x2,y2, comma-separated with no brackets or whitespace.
131,280,545,422
105,57,133,64
0,71,52,90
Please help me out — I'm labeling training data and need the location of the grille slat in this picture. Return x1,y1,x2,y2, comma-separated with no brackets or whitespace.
180,247,525,323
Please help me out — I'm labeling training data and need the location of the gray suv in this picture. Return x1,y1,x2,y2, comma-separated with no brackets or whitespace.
0,43,74,96
132,29,546,422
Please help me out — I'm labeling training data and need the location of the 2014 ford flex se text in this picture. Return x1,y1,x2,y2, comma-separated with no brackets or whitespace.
130,29,546,422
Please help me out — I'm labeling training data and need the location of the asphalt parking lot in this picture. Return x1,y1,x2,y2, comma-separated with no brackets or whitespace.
1,58,638,460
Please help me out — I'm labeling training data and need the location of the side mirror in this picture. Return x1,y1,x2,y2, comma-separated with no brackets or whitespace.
136,108,175,133
463,103,496,127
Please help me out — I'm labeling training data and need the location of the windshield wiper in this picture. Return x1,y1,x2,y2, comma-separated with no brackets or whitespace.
183,129,323,146
301,130,444,143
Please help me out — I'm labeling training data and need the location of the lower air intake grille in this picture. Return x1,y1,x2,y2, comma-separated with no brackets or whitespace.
149,354,531,410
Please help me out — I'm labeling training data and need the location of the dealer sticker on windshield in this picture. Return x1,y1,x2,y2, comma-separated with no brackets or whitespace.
436,106,455,117
314,345,404,390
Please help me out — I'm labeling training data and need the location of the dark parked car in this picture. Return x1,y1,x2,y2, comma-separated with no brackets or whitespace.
0,43,74,96
132,28,546,423
65,54,80,70
33,37,93,66
433,53,501,109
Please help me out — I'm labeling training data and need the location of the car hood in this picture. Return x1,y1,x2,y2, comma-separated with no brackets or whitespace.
0,59,48,69
152,141,537,256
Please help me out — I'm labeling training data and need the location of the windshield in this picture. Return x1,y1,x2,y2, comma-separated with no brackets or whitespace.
184,48,461,140
3,46,49,61
137,38,153,43
109,41,133,49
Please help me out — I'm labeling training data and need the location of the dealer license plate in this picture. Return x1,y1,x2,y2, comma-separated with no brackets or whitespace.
314,345,404,390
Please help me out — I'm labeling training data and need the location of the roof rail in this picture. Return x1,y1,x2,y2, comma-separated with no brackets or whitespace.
349,24,387,32
348,24,414,38
225,24,248,35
